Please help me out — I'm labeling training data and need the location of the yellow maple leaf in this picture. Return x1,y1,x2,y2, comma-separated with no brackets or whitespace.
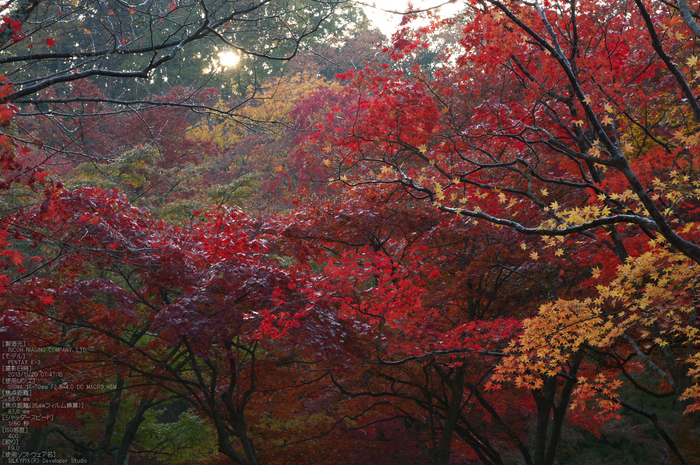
591,267,601,279
530,251,539,260
550,200,560,211
583,96,592,105
417,144,428,153
555,248,564,257
688,55,699,67
601,115,613,126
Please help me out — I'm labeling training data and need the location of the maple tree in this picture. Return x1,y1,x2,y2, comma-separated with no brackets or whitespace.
0,7,378,461
277,177,606,464
292,1,700,463
296,0,700,462
186,71,359,213
4,0,700,463
27,83,235,221
0,185,323,464
0,77,326,460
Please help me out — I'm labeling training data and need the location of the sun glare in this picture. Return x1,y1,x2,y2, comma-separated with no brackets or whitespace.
218,51,239,68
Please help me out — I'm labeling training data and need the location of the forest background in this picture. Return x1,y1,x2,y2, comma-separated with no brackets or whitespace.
1,0,700,464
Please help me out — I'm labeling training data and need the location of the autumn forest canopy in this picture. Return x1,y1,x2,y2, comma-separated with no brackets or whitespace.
2,0,700,464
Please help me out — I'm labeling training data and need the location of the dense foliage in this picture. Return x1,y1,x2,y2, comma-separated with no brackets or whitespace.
2,1,700,464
